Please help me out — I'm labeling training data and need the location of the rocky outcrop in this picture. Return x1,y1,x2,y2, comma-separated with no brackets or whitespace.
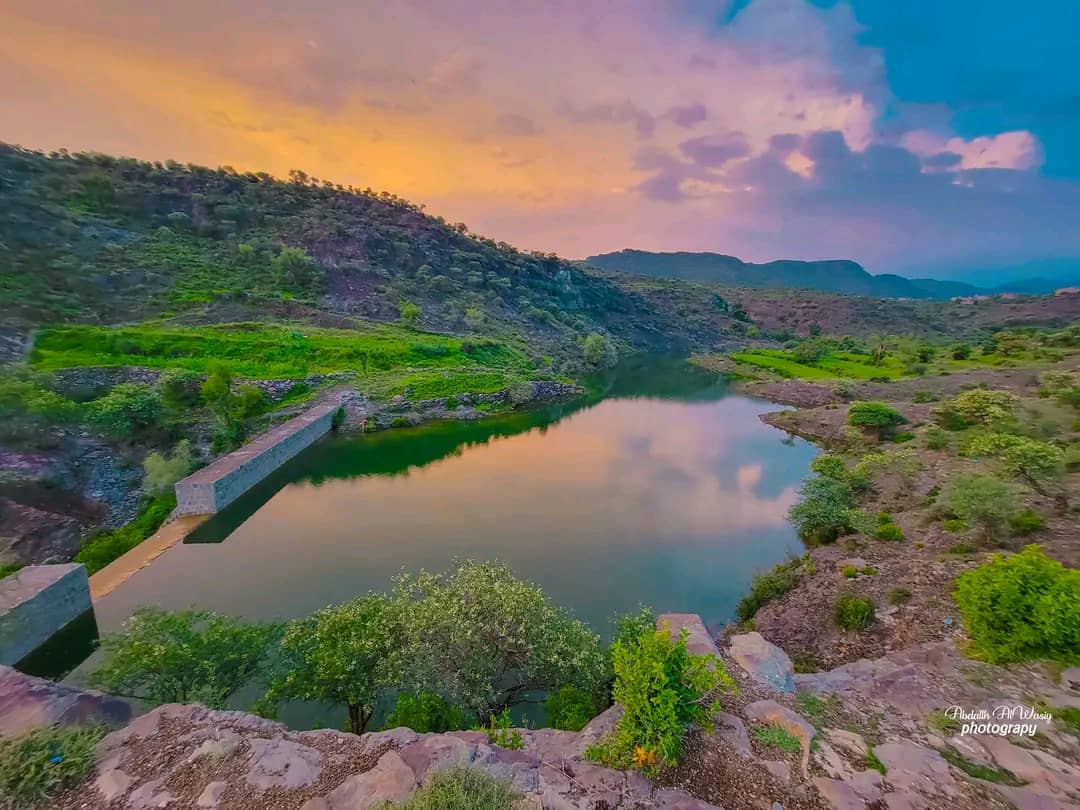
727,632,796,693
0,664,133,737
38,702,721,810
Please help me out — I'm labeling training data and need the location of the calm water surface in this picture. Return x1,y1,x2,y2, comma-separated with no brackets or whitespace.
96,361,817,636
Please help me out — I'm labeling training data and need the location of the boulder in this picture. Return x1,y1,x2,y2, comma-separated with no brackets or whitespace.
94,768,135,801
656,613,719,657
327,749,416,809
244,738,324,790
196,781,228,808
714,711,752,758
0,664,133,738
399,734,477,780
128,778,177,809
873,741,956,797
728,632,796,693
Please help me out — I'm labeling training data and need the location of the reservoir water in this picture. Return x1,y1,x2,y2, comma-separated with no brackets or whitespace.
95,360,817,638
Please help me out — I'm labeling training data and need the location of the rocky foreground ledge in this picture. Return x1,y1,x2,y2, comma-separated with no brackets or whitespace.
2,613,1079,810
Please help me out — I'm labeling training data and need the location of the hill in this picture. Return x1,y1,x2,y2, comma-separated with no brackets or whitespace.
583,249,1070,299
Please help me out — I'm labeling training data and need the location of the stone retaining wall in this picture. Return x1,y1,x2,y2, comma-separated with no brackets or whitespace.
0,564,92,667
174,398,341,515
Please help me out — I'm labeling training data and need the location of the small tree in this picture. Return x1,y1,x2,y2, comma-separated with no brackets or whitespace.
788,475,864,544
264,595,402,734
270,246,318,290
90,607,276,707
143,439,195,495
848,401,906,440
583,333,612,368
934,389,1018,429
399,300,421,327
395,561,606,721
88,383,162,437
954,545,1080,664
941,473,1019,542
966,433,1066,501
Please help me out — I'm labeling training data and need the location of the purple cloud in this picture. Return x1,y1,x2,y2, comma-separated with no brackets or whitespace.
496,113,541,136
562,99,655,138
664,103,707,128
678,134,750,167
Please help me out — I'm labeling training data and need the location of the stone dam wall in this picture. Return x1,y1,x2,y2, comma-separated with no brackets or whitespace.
0,564,92,667
175,398,341,515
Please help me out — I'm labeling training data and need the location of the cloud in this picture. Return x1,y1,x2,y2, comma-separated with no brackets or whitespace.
664,103,708,128
679,133,750,167
495,113,542,136
902,129,1043,171
562,100,656,139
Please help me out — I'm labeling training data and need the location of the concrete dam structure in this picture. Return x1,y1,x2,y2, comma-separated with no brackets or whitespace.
175,397,341,515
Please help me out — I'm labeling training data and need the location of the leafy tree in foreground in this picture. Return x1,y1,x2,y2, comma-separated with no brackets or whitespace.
264,594,402,734
954,545,1080,664
90,607,276,707
941,473,1019,542
395,560,606,722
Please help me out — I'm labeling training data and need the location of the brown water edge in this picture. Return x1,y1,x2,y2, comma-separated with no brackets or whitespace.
88,514,209,601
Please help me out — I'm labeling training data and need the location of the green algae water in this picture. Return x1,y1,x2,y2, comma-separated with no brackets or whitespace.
95,359,817,636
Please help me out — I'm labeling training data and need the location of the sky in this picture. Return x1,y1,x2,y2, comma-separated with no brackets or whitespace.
2,0,1078,281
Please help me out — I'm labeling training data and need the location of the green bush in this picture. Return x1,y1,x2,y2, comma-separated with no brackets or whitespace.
934,389,1018,429
481,709,523,750
925,427,951,450
586,626,734,773
545,685,604,731
942,473,1019,542
87,383,163,436
750,724,802,753
943,518,968,533
810,454,847,479
0,724,106,809
384,766,519,810
74,492,176,574
875,523,905,542
143,440,195,495
611,606,657,649
848,401,906,439
1008,509,1044,537
954,545,1080,664
789,476,865,545
834,593,875,630
842,565,858,579
383,693,470,733
737,557,805,621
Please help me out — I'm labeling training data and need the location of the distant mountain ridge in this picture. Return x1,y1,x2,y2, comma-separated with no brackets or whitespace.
584,250,1074,299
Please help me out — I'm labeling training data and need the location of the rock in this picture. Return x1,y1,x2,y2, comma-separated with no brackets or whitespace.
299,799,331,810
474,744,540,793
873,741,956,797
837,558,868,572
399,734,477,780
579,703,623,743
128,778,177,809
195,781,227,808
728,632,796,693
744,699,815,776
94,768,134,801
652,788,724,809
656,613,720,657
987,783,1076,810
513,797,543,810
762,759,791,783
813,777,865,810
187,731,242,762
1060,667,1080,691
714,711,752,758
813,740,855,780
823,728,868,758
0,664,133,738
362,727,420,748
327,749,416,809
244,738,324,790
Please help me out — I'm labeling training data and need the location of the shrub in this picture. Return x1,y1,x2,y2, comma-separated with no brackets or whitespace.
0,724,106,809
810,454,847,479
234,384,268,418
383,692,470,733
942,473,1019,542
481,709,523,750
143,439,195,495
966,433,1065,497
834,593,875,630
848,401,906,440
611,606,657,649
888,587,913,605
74,492,176,574
925,427,950,450
842,565,858,578
943,518,968,533
387,766,519,810
91,607,276,708
954,545,1080,664
788,476,864,545
545,685,604,731
875,523,905,542
1008,509,1044,537
399,300,421,327
88,383,162,436
737,557,805,621
158,369,202,409
951,343,972,360
893,432,916,443
586,626,734,774
583,333,614,368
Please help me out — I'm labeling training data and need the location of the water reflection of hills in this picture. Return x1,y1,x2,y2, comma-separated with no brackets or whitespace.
186,357,730,544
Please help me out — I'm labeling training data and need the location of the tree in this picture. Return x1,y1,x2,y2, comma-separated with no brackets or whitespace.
788,475,864,544
90,607,276,707
394,561,606,721
933,389,1018,429
399,300,421,327
464,306,485,330
200,362,234,423
967,433,1066,505
264,595,402,734
994,331,1030,356
88,383,162,437
270,246,317,290
158,369,202,410
143,440,195,495
847,401,906,440
942,473,1019,542
951,343,972,360
792,338,830,366
583,333,613,368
